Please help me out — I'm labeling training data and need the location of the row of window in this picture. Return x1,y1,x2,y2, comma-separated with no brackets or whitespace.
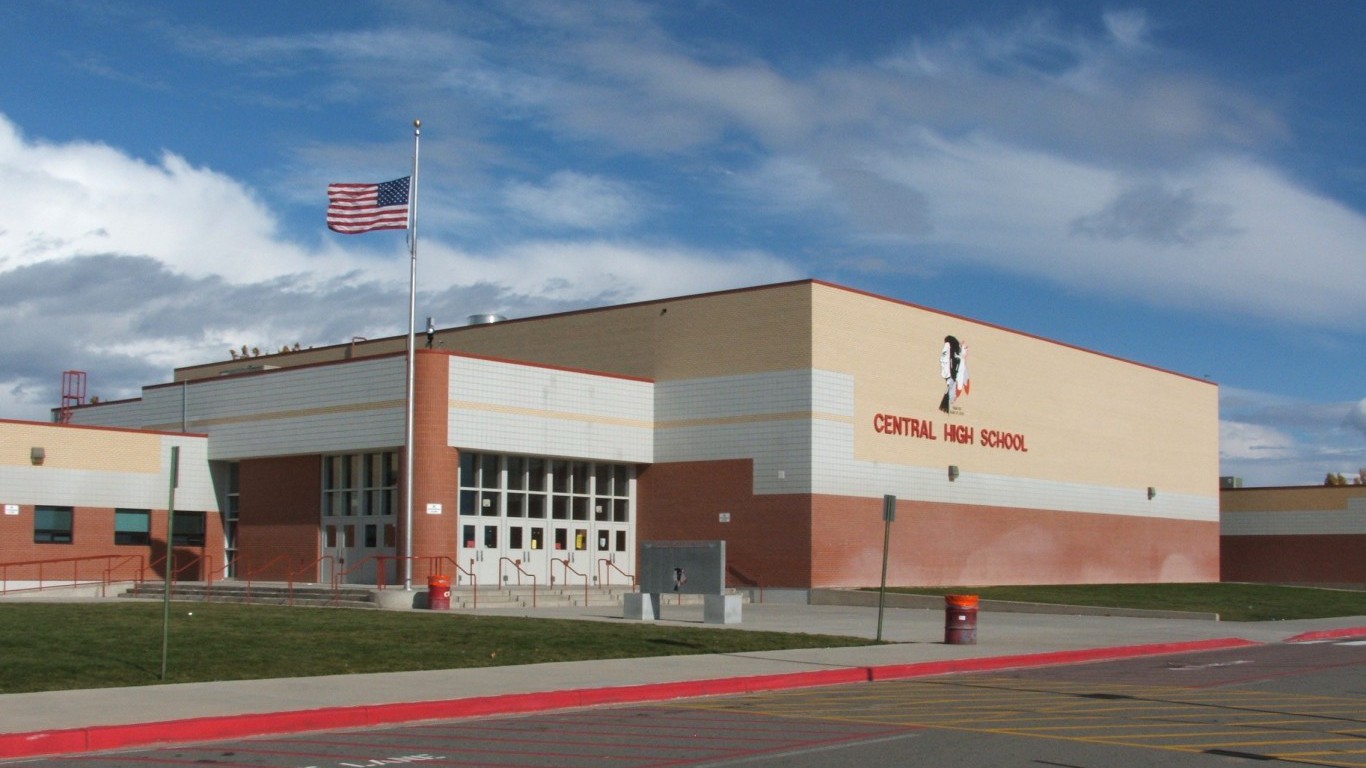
32,506,206,546
322,451,399,517
458,453,633,522
28,452,633,547
462,523,628,553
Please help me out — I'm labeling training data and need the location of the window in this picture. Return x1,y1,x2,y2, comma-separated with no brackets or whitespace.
456,452,635,548
172,511,206,547
34,506,73,544
224,462,240,577
322,451,398,518
114,509,150,546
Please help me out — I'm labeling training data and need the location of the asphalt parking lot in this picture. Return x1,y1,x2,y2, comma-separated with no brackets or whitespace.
21,637,1363,768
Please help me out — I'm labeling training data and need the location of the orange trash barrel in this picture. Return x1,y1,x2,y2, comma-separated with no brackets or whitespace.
427,574,451,610
945,594,978,645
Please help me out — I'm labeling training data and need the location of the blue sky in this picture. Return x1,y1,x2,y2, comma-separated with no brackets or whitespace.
0,0,1361,486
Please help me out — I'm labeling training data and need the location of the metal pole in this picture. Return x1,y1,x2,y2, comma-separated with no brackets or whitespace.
160,445,180,680
402,119,421,592
876,494,895,642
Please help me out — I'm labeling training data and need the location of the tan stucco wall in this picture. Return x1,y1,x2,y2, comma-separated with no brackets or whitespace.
1,420,163,474
1222,485,1366,513
814,283,1218,496
177,282,816,383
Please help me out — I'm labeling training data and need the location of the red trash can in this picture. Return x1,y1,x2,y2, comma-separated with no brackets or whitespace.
427,574,451,610
945,594,978,645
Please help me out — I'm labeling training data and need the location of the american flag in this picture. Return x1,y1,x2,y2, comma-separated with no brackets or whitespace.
326,177,410,234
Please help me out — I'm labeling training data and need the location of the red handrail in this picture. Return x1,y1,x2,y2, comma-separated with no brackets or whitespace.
102,554,145,596
727,563,764,603
146,552,211,593
289,556,335,606
238,554,291,601
596,558,635,588
0,555,145,596
499,557,537,607
552,558,589,605
374,555,424,589
432,556,476,608
374,556,479,608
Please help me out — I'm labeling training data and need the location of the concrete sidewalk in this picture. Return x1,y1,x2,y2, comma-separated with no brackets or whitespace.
2,600,1364,761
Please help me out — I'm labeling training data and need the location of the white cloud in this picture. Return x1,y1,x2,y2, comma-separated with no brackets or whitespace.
1219,420,1297,461
0,116,317,283
503,171,644,230
0,110,804,422
1219,387,1366,485
1102,10,1151,50
1348,399,1366,435
746,131,1366,331
415,238,801,307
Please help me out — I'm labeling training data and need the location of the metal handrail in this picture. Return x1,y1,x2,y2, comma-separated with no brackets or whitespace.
0,554,144,596
498,557,537,607
432,556,476,608
726,563,764,603
596,558,635,588
102,554,145,596
147,551,210,586
374,555,431,589
552,557,589,605
289,555,335,606
238,554,291,601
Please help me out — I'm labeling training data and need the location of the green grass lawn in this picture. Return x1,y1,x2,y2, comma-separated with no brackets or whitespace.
0,602,877,694
885,583,1366,622
3,583,1362,694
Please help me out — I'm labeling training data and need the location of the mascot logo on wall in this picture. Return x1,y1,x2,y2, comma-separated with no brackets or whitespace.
938,335,970,414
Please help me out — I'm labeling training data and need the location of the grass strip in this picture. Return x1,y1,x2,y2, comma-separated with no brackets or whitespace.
0,602,876,694
884,583,1366,621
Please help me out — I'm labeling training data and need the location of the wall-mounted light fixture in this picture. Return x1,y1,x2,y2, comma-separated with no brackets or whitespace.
1147,486,1157,500
948,465,960,482
30,447,45,466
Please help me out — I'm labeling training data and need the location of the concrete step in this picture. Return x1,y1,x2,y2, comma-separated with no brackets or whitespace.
120,582,380,609
118,582,749,611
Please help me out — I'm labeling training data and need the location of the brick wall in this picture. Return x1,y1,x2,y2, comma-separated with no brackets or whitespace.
0,503,220,583
1221,486,1366,585
411,351,458,581
237,455,320,581
812,496,1219,587
637,459,813,589
1222,534,1366,585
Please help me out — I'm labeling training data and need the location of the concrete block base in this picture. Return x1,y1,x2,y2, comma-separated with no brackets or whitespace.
704,593,742,624
623,592,661,621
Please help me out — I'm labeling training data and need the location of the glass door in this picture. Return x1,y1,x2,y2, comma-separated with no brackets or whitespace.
321,452,399,585
458,452,635,592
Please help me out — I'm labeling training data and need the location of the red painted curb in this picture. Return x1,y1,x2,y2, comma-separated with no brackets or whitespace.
0,640,1254,760
869,637,1259,681
1284,627,1366,643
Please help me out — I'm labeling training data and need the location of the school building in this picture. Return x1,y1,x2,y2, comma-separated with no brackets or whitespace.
3,279,1223,592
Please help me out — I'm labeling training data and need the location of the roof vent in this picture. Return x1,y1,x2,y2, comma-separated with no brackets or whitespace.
466,314,507,325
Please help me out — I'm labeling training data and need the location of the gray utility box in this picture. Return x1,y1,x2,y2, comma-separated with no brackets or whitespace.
626,540,740,624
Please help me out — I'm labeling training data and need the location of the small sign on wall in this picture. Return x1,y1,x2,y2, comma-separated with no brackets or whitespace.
718,512,731,523
3,504,18,516
426,503,443,515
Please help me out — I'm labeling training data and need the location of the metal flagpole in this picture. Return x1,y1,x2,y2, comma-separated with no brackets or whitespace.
403,119,421,591
160,445,180,680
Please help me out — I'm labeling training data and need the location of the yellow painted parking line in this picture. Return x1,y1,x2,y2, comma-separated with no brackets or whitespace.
670,674,1366,765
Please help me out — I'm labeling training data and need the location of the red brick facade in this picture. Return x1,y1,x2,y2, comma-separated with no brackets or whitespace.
236,455,320,581
812,496,1218,587
410,350,458,583
637,459,814,589
1221,485,1366,586
0,504,216,583
1222,535,1366,585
